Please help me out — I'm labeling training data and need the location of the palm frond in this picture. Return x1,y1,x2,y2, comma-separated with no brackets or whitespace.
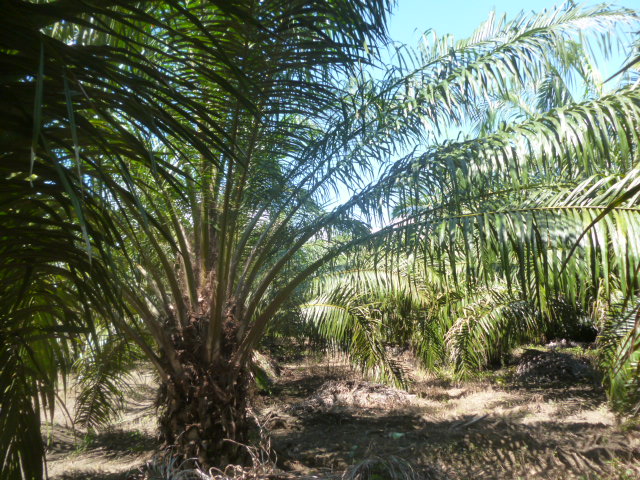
600,299,640,414
73,333,142,431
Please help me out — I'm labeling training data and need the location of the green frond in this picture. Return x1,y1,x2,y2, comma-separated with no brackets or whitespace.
0,343,45,480
600,299,640,414
73,334,142,431
299,265,426,387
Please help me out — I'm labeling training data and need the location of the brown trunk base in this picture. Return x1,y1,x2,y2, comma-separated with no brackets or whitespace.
157,363,250,467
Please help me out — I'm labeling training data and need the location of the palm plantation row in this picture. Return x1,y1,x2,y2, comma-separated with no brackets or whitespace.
1,1,639,478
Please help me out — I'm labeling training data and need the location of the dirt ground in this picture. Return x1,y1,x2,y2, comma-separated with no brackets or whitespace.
44,369,159,480
45,348,640,480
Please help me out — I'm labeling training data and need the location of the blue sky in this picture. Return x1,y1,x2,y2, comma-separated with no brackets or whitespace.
386,0,639,76
387,0,639,43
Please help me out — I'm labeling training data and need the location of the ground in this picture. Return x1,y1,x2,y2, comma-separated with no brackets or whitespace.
44,347,640,480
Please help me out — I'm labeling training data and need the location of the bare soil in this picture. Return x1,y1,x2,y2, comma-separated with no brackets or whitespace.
45,349,640,480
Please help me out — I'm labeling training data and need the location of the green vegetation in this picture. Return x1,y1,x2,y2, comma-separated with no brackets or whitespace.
1,1,639,479
297,7,640,408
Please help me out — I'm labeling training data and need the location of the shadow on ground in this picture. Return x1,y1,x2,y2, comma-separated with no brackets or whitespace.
45,359,640,480
271,406,640,479
264,362,640,480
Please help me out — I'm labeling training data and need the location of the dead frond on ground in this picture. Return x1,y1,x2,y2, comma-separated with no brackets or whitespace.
45,354,640,480
291,380,414,414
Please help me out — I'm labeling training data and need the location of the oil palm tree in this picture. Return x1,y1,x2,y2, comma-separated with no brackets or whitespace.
1,1,232,476
299,3,640,410
1,0,395,475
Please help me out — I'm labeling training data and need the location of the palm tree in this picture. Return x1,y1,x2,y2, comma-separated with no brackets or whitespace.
96,0,403,466
1,0,395,474
299,4,640,409
1,1,228,476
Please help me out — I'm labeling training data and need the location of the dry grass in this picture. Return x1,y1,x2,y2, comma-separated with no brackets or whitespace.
261,353,640,480
291,380,414,413
342,456,444,480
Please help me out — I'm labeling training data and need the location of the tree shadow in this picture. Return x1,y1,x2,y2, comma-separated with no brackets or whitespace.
270,406,640,479
53,472,143,480
45,425,157,480
88,429,158,458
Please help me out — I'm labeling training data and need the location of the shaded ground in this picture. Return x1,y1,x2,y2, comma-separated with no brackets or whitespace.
45,370,158,479
45,349,640,479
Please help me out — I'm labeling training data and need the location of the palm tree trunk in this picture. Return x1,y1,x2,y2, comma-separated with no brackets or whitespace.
157,316,250,467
